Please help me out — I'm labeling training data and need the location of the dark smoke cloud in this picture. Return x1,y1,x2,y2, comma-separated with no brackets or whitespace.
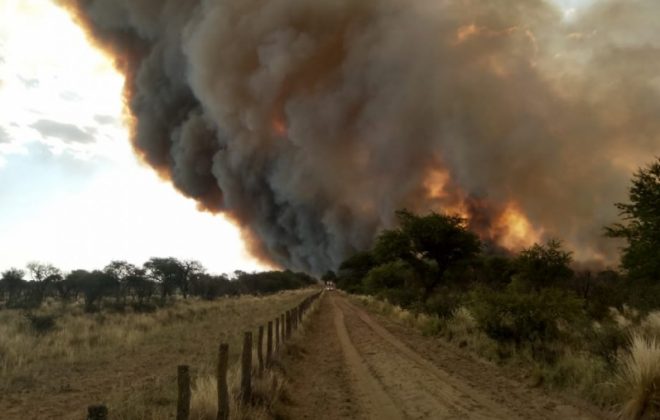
60,0,660,272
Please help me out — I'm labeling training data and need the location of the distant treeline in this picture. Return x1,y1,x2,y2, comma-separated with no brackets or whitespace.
0,258,316,312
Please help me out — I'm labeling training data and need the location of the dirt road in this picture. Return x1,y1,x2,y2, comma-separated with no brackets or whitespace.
283,293,606,419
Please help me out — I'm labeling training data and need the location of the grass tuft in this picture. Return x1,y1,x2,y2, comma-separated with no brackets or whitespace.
618,333,660,420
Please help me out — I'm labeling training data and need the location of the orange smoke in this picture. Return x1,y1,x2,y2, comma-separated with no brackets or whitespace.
272,116,287,137
454,23,519,45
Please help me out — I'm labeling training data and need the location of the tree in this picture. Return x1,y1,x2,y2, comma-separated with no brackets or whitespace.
514,240,573,291
125,273,157,305
179,260,205,299
80,270,118,311
607,158,660,281
377,210,482,299
26,261,61,282
144,257,185,300
190,273,232,300
1,268,26,307
336,251,377,293
104,261,140,303
25,261,61,306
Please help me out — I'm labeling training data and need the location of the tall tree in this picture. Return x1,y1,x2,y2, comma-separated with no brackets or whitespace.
607,158,660,280
0,268,26,306
25,261,61,305
144,257,184,299
375,210,481,299
514,240,573,291
104,261,140,302
180,260,205,299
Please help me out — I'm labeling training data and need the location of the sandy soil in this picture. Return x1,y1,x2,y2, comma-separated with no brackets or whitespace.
283,293,610,420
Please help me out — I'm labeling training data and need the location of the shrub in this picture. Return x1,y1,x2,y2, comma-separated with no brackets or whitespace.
363,260,414,295
422,287,462,319
24,312,58,335
586,322,628,367
469,286,584,351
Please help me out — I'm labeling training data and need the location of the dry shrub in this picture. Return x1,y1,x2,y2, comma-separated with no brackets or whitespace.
639,312,660,340
618,333,660,420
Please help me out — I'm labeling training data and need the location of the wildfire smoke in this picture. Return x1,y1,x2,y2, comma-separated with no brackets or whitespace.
57,0,660,272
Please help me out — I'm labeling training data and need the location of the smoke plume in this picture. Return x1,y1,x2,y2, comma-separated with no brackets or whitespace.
60,0,660,272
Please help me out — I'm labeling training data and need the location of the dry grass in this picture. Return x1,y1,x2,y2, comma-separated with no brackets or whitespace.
351,294,617,408
187,294,322,420
189,367,287,420
0,289,319,419
618,333,660,420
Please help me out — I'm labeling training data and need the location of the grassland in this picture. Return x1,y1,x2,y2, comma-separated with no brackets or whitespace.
0,289,319,419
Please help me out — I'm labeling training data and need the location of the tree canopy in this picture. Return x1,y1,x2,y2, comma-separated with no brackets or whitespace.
607,158,660,281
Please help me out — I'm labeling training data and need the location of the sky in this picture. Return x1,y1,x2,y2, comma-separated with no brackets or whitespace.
0,0,595,276
0,0,266,275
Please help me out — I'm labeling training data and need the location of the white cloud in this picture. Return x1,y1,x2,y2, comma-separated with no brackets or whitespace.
30,119,95,143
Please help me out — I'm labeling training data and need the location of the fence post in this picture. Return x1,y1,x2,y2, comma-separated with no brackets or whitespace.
267,321,273,366
87,405,108,420
241,331,253,404
295,307,299,330
177,365,191,420
258,325,264,376
275,317,280,351
285,311,291,339
281,314,285,341
217,343,229,420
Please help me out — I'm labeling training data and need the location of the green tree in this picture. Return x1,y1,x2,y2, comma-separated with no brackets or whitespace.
104,261,140,303
336,251,376,293
144,257,184,300
377,210,481,299
607,158,660,280
1,268,26,307
514,240,573,291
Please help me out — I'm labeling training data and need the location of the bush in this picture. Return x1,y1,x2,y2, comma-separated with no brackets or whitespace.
422,287,462,319
381,287,419,309
24,313,58,335
470,286,584,351
363,261,414,294
363,261,420,308
586,322,628,367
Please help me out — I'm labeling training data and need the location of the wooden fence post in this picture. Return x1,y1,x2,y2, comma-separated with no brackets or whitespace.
87,405,108,420
275,317,280,351
281,314,285,341
177,365,191,420
241,331,253,404
217,343,229,420
295,307,299,329
285,311,291,339
258,325,264,376
267,321,273,366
